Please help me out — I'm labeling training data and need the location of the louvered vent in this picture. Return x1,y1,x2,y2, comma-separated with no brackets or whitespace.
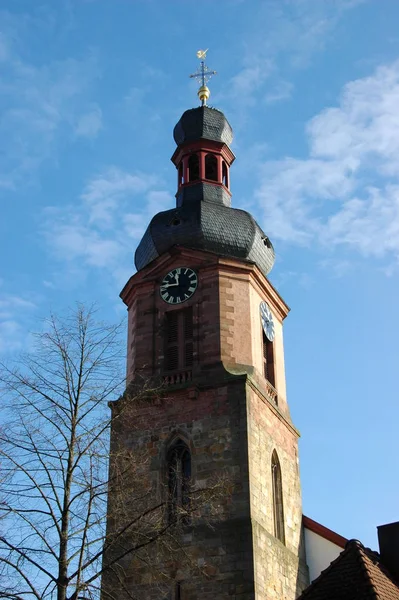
167,311,179,343
164,308,194,373
184,307,193,340
166,346,179,371
184,342,193,367
262,331,275,386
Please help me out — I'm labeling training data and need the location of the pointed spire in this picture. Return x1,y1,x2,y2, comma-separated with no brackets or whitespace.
189,49,217,106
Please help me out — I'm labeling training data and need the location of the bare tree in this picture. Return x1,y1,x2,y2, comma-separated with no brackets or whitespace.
0,305,226,600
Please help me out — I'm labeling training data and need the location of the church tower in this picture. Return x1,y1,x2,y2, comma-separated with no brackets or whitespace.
103,54,309,600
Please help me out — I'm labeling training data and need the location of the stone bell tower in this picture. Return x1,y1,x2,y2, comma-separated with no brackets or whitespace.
103,53,309,600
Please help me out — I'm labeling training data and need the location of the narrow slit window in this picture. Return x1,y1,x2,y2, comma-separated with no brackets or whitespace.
164,308,193,372
272,450,285,544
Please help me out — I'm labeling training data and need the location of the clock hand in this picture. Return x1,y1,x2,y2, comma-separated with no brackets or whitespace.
161,283,179,288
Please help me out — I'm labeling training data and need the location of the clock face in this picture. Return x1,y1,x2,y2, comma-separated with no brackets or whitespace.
160,267,198,304
260,301,275,342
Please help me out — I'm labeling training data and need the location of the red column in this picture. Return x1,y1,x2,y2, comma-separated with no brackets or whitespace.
217,155,223,184
200,152,206,180
183,156,189,184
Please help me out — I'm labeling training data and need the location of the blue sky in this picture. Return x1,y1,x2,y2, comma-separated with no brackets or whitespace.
1,0,399,550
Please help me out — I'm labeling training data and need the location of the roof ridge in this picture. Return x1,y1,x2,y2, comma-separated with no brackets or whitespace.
356,543,380,600
362,543,399,590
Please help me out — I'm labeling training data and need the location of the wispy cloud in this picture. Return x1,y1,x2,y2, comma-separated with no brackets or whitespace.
74,104,103,138
0,292,37,354
43,167,173,285
223,0,364,113
264,80,293,104
256,59,399,266
0,25,100,187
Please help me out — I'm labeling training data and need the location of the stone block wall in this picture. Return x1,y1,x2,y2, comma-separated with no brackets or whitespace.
110,248,310,599
246,384,309,598
103,375,258,600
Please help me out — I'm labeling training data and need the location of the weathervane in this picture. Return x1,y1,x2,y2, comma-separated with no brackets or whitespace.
190,49,217,106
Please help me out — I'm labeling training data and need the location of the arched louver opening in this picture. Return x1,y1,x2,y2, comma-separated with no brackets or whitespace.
167,439,191,523
178,162,183,187
222,160,229,188
188,154,199,182
205,153,218,181
271,450,285,544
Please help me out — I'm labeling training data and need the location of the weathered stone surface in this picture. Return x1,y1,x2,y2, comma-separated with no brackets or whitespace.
104,247,309,599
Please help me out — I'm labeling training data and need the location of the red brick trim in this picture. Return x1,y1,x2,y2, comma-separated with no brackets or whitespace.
303,515,348,549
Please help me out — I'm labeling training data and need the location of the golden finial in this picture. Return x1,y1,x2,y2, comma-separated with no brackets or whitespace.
190,49,217,106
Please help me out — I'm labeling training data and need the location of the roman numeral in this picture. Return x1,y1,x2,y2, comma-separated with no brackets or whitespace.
188,286,196,293
176,297,181,303
189,272,196,278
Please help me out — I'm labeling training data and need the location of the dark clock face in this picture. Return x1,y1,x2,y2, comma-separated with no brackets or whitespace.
160,267,198,304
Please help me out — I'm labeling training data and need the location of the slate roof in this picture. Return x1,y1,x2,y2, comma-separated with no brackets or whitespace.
173,106,233,146
134,105,275,276
298,539,399,600
134,198,275,276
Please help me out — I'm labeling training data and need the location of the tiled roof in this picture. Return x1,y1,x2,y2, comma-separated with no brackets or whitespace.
298,539,399,600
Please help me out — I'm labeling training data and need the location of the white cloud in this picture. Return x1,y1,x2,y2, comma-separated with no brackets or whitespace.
224,0,363,112
256,59,399,266
264,80,293,104
0,28,100,187
0,293,36,354
230,60,274,107
43,168,173,284
75,104,103,138
81,168,158,228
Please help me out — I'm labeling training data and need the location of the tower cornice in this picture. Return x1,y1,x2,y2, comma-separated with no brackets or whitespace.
171,138,236,167
121,245,289,320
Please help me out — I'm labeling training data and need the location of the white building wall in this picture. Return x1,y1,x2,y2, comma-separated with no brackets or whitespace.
304,527,345,582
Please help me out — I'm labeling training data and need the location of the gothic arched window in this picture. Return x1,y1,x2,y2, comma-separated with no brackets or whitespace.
205,153,218,181
167,439,191,523
222,161,229,188
271,450,285,544
188,154,199,182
